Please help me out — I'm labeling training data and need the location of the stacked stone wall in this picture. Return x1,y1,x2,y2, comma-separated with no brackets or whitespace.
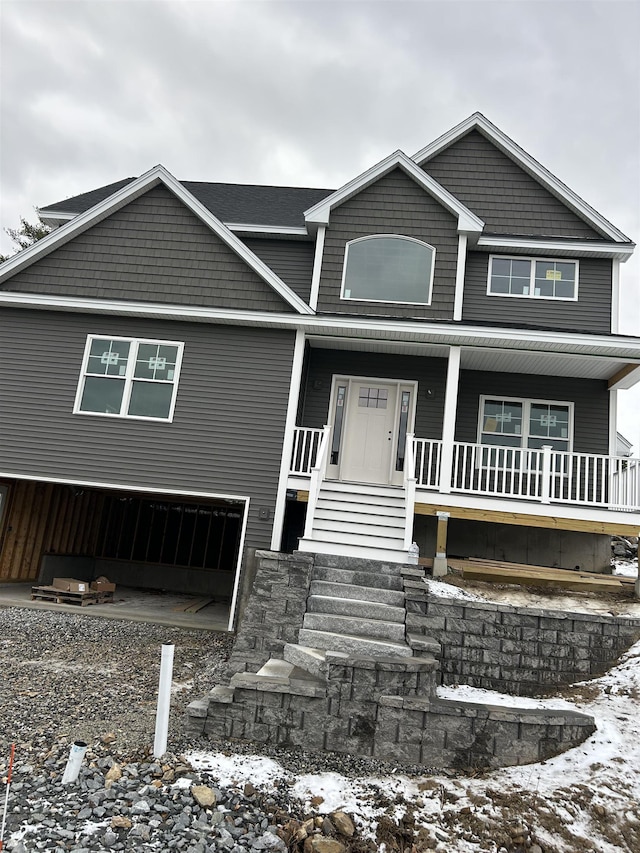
227,551,313,676
199,652,594,769
405,573,640,696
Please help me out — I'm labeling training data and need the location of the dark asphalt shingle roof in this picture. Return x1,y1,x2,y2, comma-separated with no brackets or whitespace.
40,179,335,229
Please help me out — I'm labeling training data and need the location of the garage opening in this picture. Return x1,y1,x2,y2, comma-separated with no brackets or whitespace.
0,480,246,602
97,494,242,574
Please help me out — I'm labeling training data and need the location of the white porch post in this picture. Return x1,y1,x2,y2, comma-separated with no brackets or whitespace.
438,346,461,494
270,329,306,551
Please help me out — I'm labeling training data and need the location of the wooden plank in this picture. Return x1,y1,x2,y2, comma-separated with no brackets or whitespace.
415,502,640,537
608,363,640,390
462,556,635,584
453,561,632,593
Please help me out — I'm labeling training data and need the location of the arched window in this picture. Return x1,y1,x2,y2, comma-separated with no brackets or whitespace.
341,235,435,305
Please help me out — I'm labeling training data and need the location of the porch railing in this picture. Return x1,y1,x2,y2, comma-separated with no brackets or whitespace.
413,438,443,489
289,429,640,513
302,425,332,540
412,438,640,512
290,427,324,475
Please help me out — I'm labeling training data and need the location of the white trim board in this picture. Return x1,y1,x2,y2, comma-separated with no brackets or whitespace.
413,112,631,244
414,487,640,529
3,290,640,360
476,236,634,261
1,165,313,316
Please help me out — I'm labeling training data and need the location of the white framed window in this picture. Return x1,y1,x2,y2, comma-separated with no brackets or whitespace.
478,395,573,452
487,256,578,301
74,335,184,422
341,235,435,305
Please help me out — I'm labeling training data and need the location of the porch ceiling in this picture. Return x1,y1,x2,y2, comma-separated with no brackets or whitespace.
308,336,639,382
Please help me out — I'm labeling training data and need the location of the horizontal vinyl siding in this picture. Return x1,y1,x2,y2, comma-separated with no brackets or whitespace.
317,169,459,320
462,252,612,333
3,186,292,313
0,309,296,551
301,348,447,438
241,238,314,303
456,371,609,455
423,131,607,240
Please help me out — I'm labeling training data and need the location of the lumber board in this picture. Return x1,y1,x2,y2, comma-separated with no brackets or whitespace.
414,502,640,537
453,562,632,593
460,557,635,585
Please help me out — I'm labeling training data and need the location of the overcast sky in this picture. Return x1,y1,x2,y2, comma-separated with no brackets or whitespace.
1,0,639,444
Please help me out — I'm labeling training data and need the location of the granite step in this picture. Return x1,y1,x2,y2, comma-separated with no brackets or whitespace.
283,643,327,678
309,580,405,607
297,628,413,659
302,611,406,642
310,565,404,591
307,594,406,624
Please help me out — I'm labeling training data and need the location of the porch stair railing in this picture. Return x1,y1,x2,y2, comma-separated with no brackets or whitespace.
403,433,417,549
302,425,332,540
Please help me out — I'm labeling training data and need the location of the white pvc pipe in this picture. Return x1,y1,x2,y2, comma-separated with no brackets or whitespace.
61,741,88,784
153,643,175,758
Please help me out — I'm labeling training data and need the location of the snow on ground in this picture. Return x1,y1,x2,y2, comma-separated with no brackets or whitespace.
187,641,640,851
188,583,640,852
613,557,638,579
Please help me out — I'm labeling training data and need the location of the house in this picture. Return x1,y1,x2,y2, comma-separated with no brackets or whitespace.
617,431,634,457
1,112,639,632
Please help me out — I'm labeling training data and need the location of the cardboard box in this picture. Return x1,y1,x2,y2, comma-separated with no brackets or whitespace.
52,577,88,593
91,576,116,593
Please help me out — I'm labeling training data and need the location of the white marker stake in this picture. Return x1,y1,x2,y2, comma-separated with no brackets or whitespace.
153,643,175,759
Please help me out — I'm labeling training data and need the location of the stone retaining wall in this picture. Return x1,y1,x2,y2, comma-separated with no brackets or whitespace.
190,551,601,770
404,571,640,696
197,651,595,770
227,551,313,676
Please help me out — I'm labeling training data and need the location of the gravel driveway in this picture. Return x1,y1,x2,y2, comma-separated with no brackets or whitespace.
0,606,395,852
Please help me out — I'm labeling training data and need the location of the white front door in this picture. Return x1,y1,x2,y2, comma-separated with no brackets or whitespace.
340,381,398,484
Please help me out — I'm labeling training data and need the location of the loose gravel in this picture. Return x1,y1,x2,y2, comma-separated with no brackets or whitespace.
0,606,418,851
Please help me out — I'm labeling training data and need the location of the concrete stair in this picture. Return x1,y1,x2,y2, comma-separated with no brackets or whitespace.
298,481,410,563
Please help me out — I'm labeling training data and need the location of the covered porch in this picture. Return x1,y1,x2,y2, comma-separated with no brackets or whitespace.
282,335,640,568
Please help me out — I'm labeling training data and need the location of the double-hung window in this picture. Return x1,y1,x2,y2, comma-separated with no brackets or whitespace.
479,396,573,456
74,336,184,421
341,235,435,305
488,257,578,300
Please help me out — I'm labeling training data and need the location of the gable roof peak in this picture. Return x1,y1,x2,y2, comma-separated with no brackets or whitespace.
304,148,484,236
413,114,630,243
1,163,313,314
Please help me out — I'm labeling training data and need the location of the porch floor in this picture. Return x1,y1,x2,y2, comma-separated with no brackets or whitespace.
0,584,230,632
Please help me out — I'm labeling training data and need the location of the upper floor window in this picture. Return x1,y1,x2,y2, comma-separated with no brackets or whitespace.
74,335,184,421
488,256,578,300
341,235,435,305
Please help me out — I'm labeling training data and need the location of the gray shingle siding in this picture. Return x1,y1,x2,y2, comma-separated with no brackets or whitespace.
422,130,607,240
241,238,314,303
4,186,293,313
462,252,612,333
300,348,448,437
0,309,296,551
456,371,609,455
316,169,459,319
301,351,609,456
